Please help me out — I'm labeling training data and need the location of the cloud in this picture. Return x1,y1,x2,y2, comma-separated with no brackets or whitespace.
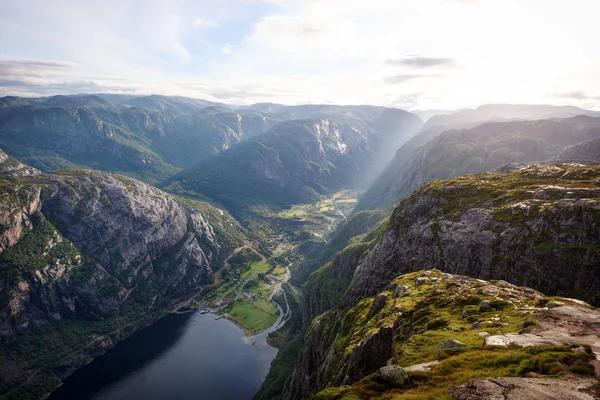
555,91,600,101
221,45,234,55
384,74,436,84
193,18,219,28
0,59,82,78
385,55,455,68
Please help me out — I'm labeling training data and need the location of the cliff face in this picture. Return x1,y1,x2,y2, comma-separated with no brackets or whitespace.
284,162,600,400
0,166,243,399
348,162,600,307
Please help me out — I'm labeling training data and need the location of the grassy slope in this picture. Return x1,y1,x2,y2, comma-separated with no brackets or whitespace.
311,270,597,400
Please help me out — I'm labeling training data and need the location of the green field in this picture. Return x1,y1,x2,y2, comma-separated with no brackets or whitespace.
277,206,308,218
227,298,279,334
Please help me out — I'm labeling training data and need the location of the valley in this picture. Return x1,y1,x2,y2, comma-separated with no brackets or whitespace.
0,94,598,400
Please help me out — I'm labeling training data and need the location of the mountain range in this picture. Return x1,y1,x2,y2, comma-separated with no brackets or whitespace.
0,93,599,400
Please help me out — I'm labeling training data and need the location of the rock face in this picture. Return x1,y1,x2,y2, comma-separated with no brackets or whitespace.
347,162,600,308
284,270,600,400
0,163,242,399
358,115,600,211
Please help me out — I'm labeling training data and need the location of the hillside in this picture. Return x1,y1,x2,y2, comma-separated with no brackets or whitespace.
0,156,245,399
286,270,600,400
0,98,279,183
358,115,600,211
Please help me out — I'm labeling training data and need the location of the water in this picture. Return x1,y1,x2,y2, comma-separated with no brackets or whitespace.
49,312,278,400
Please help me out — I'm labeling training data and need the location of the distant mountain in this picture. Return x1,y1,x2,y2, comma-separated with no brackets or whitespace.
556,137,600,162
423,103,593,131
0,96,276,183
358,115,600,210
410,108,457,123
169,110,422,213
97,94,226,115
42,94,115,109
0,96,422,188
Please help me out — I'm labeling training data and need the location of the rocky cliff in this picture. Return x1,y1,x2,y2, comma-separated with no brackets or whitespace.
0,162,243,399
285,270,600,400
283,162,600,399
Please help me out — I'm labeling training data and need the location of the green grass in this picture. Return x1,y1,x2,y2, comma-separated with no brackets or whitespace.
227,298,279,333
278,206,308,218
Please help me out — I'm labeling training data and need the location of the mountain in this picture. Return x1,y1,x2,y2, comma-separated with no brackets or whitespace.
556,137,600,162
0,96,421,190
423,103,594,131
358,115,600,211
97,94,226,115
0,97,278,183
282,162,600,399
169,110,422,213
0,157,244,399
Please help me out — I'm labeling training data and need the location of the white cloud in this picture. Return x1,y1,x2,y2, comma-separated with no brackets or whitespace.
1,0,599,110
221,45,234,55
193,18,219,28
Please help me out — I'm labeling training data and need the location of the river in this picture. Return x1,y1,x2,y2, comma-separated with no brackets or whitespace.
48,311,278,400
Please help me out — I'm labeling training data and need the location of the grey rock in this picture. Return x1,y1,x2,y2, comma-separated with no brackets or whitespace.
437,339,466,355
376,365,408,387
403,360,439,373
479,300,491,311
449,377,598,400
394,285,409,298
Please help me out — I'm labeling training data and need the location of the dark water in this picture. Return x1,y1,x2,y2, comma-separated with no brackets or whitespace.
49,312,278,400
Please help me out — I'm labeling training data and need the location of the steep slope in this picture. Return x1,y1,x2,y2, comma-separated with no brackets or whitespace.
0,104,179,182
556,137,600,162
282,162,600,400
359,115,600,211
0,162,244,399
170,111,421,213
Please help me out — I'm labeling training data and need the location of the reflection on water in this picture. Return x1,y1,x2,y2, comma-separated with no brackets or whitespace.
49,312,278,400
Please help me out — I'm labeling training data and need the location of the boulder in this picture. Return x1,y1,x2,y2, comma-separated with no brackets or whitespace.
437,339,466,355
376,365,408,387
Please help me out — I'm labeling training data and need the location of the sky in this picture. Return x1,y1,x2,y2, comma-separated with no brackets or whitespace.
1,0,599,110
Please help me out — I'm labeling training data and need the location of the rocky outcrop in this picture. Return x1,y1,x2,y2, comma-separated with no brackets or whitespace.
285,270,600,400
348,162,600,308
449,377,599,400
